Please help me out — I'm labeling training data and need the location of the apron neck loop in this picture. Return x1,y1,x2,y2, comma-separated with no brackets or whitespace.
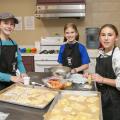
0,38,14,46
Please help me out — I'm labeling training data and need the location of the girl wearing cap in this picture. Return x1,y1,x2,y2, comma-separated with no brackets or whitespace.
0,12,27,90
58,23,90,74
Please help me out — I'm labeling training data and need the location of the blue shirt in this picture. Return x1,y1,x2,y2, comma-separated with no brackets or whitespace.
0,40,26,82
58,42,90,65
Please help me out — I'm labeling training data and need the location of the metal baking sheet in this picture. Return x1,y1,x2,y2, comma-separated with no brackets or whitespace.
70,81,97,91
44,90,103,120
0,84,59,109
42,76,96,91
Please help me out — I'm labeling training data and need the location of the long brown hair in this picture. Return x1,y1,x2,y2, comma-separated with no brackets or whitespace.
64,23,79,42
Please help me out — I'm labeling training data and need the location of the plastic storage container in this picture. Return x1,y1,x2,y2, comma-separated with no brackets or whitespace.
86,28,100,49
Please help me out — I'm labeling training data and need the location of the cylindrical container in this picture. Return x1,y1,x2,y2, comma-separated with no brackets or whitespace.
19,48,26,53
86,28,100,49
35,41,40,53
23,77,30,85
26,48,31,53
31,48,37,53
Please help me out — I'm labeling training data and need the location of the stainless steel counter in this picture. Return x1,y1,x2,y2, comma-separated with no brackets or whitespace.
0,72,96,120
0,72,51,120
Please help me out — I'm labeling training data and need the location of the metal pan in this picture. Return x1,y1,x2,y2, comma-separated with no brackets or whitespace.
44,90,103,120
0,84,59,109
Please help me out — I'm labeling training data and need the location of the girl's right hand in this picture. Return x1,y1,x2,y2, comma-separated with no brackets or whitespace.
11,76,23,83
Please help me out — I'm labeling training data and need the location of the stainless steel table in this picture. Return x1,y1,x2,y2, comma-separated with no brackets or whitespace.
0,72,51,120
0,72,96,120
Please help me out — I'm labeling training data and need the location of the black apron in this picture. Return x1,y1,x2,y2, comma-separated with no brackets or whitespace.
62,42,83,74
96,47,120,120
0,38,17,90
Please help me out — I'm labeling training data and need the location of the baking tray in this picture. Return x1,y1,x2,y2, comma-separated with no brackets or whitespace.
42,76,96,91
70,81,97,91
0,84,59,109
44,90,103,120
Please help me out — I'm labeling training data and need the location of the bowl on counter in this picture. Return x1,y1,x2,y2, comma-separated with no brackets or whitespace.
19,48,26,53
19,48,37,53
49,65,71,79
26,48,31,53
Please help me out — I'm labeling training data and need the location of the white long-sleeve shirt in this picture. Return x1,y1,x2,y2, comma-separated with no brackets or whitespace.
98,47,120,90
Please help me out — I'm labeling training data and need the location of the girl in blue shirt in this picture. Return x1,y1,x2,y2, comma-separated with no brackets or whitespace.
0,12,27,90
58,23,90,74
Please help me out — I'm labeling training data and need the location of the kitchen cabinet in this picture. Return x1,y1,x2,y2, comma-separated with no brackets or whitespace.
22,56,35,72
37,0,85,4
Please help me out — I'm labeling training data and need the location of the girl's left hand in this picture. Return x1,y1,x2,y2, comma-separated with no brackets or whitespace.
92,73,104,83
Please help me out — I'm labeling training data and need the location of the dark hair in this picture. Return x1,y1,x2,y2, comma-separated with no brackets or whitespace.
64,23,79,42
99,24,119,36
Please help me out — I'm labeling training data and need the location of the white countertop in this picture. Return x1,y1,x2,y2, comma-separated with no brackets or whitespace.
21,53,36,56
21,49,98,58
